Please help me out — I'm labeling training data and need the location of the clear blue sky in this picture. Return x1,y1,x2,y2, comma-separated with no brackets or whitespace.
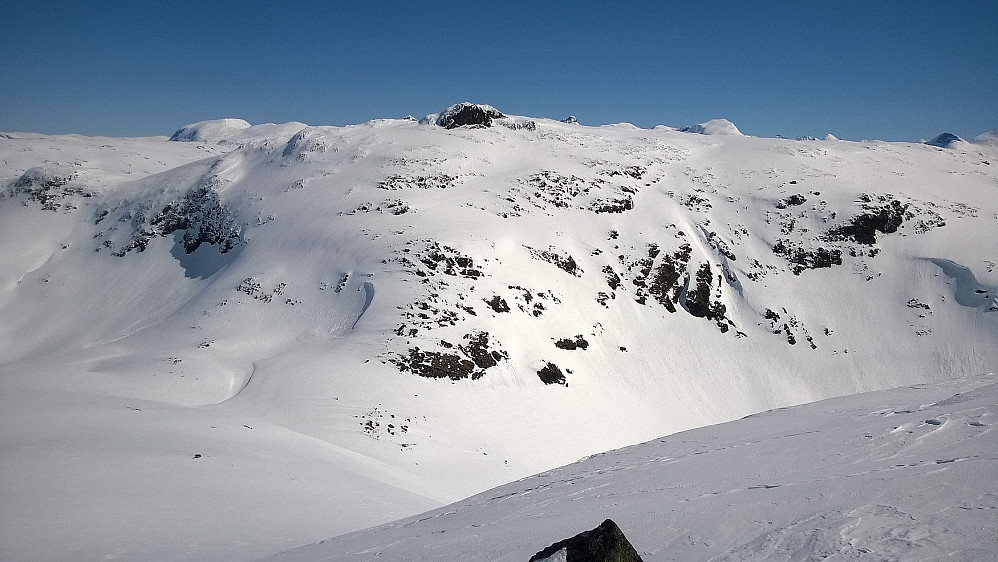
1,1,995,141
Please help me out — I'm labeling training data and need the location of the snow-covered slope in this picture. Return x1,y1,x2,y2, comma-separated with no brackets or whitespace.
273,373,998,561
973,129,998,146
1,109,997,559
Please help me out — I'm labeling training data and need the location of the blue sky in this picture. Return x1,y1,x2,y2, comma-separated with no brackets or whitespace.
1,1,995,141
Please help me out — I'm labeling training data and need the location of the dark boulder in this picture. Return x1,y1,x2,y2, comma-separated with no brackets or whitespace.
529,519,643,562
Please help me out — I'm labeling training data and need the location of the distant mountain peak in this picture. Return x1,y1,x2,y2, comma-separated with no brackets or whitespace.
169,118,251,142
925,132,965,148
422,102,506,129
972,129,998,145
679,118,742,136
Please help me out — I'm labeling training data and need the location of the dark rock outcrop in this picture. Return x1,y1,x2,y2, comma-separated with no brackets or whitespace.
432,103,505,129
925,132,964,148
109,176,242,256
827,200,908,245
6,166,91,211
537,362,567,386
529,519,643,561
391,331,507,381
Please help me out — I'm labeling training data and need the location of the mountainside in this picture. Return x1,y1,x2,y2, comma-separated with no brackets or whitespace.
1,107,997,559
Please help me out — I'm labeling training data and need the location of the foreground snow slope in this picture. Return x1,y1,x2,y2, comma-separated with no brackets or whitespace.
1,111,996,559
274,373,998,561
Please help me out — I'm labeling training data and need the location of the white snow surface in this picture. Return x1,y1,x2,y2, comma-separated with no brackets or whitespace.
1,112,997,560
273,373,998,561
681,118,743,136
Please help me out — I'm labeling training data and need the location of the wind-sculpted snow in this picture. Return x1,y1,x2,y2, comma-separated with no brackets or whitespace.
1,110,997,560
272,374,998,561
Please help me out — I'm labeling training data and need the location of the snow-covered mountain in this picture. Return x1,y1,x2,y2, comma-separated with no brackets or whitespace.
1,105,996,560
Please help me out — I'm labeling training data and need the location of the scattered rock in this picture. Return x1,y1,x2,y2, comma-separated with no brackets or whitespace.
554,335,589,350
392,331,506,381
775,194,807,209
528,246,582,277
772,240,842,275
378,174,457,190
6,165,91,211
590,196,634,214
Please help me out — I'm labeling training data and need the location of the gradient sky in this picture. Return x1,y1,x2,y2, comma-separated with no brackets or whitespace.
1,1,995,141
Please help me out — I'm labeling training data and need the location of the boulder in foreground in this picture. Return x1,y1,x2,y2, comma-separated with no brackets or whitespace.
529,518,643,562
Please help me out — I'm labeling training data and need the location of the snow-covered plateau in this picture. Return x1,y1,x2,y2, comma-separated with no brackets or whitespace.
1,105,996,560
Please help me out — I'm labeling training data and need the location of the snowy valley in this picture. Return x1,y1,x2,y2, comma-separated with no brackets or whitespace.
1,104,996,560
